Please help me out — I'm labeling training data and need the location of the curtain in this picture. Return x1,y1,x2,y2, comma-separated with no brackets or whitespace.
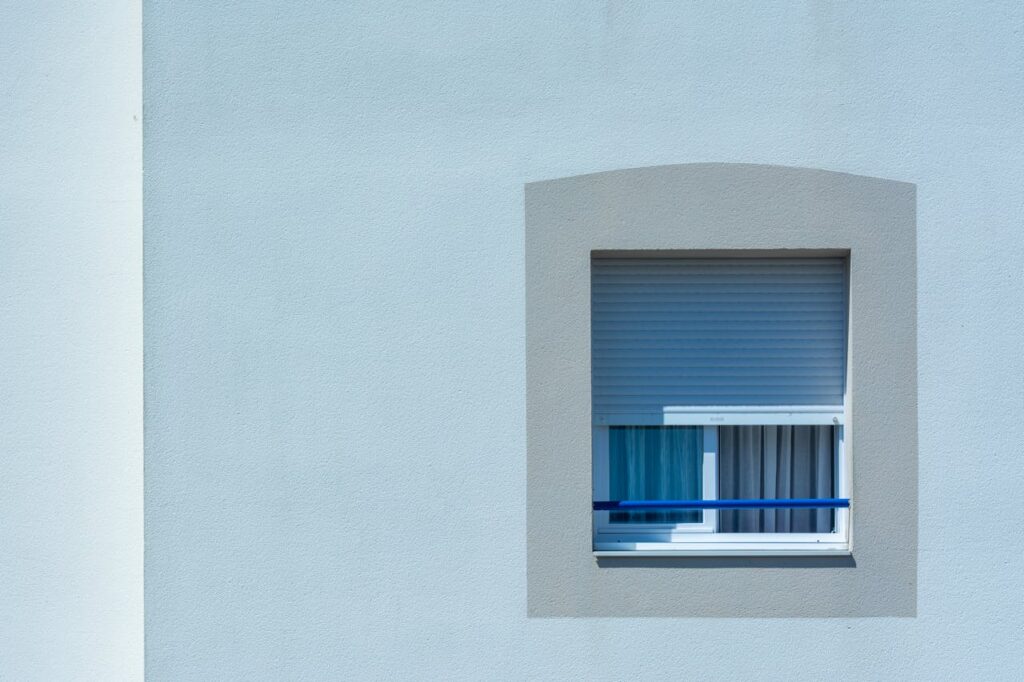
718,425,835,533
608,426,702,524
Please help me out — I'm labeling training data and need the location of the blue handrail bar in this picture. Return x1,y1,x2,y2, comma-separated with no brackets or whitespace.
593,498,849,511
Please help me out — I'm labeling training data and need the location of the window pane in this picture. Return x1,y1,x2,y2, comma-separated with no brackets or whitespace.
608,426,702,524
718,425,835,533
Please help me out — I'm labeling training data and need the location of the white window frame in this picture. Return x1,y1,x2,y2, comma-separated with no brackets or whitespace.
593,424,718,535
592,407,850,556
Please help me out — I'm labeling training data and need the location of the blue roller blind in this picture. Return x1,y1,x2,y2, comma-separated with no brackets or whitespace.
591,257,848,424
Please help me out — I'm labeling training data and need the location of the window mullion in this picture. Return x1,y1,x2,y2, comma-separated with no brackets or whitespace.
702,425,718,533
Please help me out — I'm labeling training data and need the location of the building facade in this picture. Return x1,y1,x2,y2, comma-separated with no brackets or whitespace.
5,2,1024,679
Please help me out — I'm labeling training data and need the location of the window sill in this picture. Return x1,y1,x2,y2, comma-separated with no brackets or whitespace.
594,548,851,557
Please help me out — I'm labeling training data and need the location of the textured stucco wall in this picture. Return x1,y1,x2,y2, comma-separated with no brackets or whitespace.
145,2,1024,679
1,2,143,679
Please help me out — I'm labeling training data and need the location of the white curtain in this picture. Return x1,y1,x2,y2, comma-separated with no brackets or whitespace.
718,425,834,533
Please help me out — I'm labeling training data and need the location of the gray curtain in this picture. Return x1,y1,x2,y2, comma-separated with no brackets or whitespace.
718,425,834,533
609,426,703,525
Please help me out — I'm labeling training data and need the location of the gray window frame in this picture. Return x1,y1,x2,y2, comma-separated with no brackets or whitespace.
526,163,917,617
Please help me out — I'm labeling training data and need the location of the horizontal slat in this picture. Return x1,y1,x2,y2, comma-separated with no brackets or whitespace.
595,375,843,386
594,281,843,289
595,317,845,327
595,368,843,377
595,375,845,387
594,388,845,397
592,351,845,360
597,396,843,404
594,361,843,372
594,280,843,288
594,294,843,302
594,330,846,340
593,259,845,272
593,271,844,280
592,309,844,318
594,343,846,351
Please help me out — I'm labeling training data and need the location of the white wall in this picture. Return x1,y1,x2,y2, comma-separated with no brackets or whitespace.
0,2,142,679
138,1,1021,679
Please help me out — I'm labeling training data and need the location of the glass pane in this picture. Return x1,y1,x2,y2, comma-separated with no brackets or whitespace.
608,426,702,524
717,425,835,533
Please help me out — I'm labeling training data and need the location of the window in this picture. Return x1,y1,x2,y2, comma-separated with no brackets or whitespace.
591,257,850,555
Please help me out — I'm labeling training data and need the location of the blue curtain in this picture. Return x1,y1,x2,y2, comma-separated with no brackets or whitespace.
608,426,702,524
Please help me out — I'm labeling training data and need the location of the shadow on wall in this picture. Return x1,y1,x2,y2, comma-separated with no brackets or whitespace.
596,555,857,569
